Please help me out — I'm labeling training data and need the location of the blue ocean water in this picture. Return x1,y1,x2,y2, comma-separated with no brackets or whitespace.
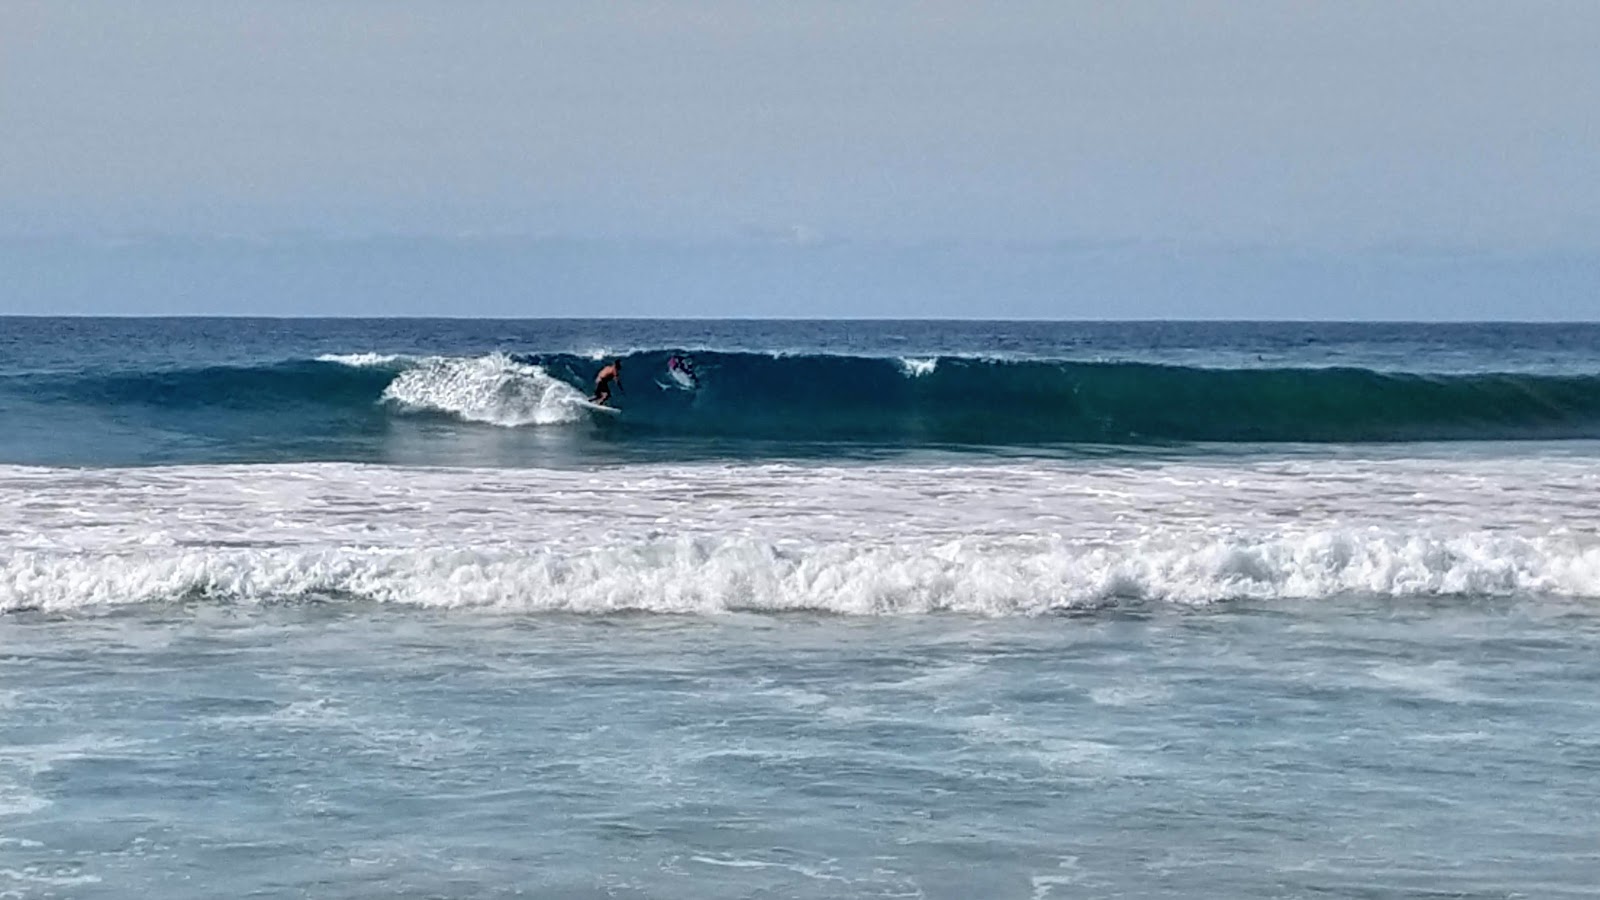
5,318,1600,466
4,317,1600,897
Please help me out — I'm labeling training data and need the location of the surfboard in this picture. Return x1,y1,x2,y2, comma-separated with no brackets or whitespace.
572,398,621,415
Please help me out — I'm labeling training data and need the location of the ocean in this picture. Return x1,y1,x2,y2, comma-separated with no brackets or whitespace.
3,317,1600,898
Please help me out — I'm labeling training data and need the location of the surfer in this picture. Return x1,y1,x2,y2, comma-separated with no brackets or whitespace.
667,354,697,387
591,359,623,405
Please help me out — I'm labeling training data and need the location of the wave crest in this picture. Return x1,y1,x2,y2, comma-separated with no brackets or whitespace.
315,352,412,368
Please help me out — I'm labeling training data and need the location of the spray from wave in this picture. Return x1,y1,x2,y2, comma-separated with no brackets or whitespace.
379,353,589,427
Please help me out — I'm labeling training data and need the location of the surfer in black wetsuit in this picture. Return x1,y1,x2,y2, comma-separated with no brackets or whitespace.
592,359,623,405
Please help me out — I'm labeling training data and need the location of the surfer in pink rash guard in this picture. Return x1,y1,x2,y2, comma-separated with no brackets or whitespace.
667,355,697,387
591,359,623,406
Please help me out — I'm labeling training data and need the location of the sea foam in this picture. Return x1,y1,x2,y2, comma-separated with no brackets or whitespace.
315,352,412,368
6,458,1599,615
4,530,1599,615
380,353,588,426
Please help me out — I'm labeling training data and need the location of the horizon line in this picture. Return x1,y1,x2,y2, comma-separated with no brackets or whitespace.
5,314,1599,326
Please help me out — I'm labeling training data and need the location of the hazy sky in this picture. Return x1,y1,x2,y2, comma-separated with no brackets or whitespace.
3,2,1598,316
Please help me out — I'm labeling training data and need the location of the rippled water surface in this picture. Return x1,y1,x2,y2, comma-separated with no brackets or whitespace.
6,604,1600,898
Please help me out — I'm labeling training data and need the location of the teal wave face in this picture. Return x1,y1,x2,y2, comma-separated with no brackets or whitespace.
12,351,1600,457
515,351,1600,443
36,360,399,410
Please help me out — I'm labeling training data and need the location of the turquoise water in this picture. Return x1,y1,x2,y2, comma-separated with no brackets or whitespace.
3,318,1600,897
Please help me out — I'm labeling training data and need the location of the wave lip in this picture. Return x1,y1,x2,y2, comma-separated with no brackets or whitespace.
315,352,412,368
379,353,589,427
7,530,1600,616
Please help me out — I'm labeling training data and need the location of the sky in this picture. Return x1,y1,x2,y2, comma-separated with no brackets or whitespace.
2,1,1598,318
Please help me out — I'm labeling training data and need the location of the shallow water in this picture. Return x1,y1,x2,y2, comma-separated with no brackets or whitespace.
5,602,1600,898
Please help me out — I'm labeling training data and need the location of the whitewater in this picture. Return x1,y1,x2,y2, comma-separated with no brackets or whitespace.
5,318,1600,898
6,456,1600,613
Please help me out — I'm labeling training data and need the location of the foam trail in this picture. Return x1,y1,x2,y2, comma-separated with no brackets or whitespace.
380,353,587,426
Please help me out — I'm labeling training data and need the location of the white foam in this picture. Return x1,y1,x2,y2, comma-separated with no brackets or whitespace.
0,868,102,887
4,457,1600,615
898,357,939,377
0,790,49,817
379,353,587,427
1368,661,1479,703
4,529,1599,615
0,735,146,820
1088,682,1168,707
315,352,411,368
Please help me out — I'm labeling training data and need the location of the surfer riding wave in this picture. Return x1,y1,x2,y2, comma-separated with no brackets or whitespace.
666,355,698,388
592,359,623,406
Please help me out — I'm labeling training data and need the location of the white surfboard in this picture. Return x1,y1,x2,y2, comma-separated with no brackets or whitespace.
572,398,621,415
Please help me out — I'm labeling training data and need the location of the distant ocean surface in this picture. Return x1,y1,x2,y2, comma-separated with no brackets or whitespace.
4,317,1600,898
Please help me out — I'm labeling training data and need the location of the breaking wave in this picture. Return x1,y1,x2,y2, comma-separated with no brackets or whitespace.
17,349,1600,446
6,530,1600,615
379,354,588,427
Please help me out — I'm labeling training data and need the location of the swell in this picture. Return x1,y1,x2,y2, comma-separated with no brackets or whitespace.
13,350,1600,446
22,359,397,411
